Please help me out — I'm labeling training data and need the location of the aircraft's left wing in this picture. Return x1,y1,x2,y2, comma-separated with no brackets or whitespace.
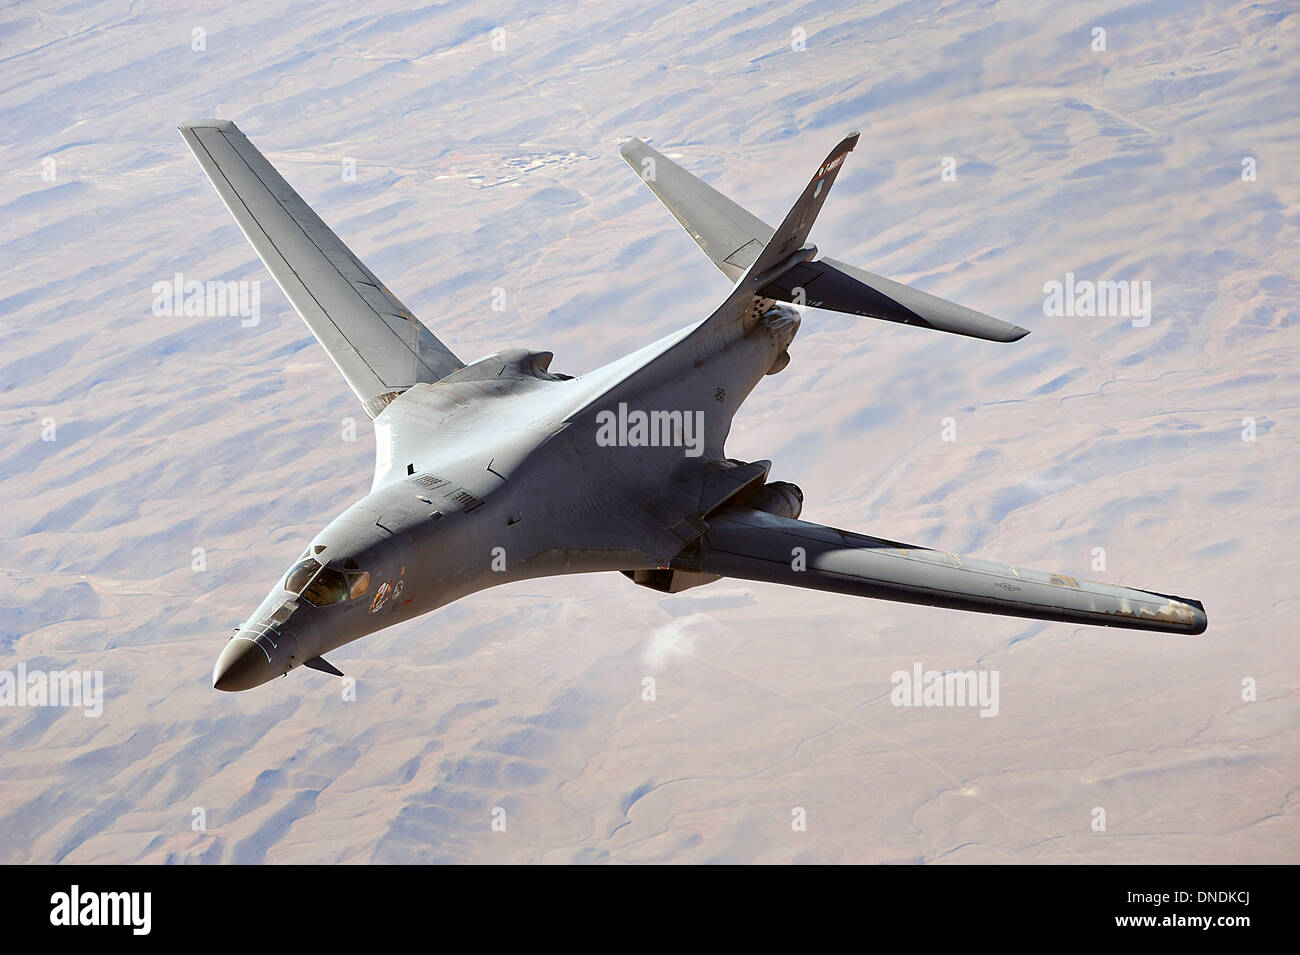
684,507,1207,634
180,120,463,417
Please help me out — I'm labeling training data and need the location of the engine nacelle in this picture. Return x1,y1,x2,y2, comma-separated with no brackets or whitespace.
623,482,803,595
744,481,803,519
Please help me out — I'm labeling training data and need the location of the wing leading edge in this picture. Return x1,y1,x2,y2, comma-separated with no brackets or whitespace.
689,507,1206,635
179,120,463,417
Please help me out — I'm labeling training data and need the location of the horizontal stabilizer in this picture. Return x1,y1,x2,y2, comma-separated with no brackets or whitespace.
619,137,773,282
691,508,1206,634
759,257,1028,342
622,135,1027,343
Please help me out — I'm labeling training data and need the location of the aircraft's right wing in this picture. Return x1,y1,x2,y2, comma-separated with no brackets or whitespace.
684,506,1207,634
180,120,463,417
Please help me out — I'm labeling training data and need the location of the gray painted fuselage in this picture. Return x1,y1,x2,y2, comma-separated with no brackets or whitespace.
214,299,795,690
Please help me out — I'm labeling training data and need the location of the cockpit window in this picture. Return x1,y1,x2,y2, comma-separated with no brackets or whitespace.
347,571,371,599
302,567,348,606
286,555,371,606
285,558,321,594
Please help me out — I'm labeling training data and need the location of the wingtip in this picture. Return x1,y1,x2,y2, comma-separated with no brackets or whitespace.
619,136,648,158
1147,590,1208,635
976,322,1030,343
178,118,236,133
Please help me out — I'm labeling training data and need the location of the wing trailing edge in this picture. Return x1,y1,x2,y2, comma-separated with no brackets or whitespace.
688,507,1207,635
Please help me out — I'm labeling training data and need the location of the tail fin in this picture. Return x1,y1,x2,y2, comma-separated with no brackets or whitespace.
744,131,858,285
622,134,1028,343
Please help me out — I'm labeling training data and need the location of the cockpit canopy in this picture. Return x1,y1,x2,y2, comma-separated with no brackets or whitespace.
284,555,371,607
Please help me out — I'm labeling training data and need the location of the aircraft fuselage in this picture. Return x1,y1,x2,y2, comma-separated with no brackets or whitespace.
212,301,799,690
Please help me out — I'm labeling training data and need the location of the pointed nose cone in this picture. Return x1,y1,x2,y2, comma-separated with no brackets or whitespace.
213,638,270,691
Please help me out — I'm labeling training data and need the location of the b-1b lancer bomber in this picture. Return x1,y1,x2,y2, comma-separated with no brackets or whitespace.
178,120,1207,692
